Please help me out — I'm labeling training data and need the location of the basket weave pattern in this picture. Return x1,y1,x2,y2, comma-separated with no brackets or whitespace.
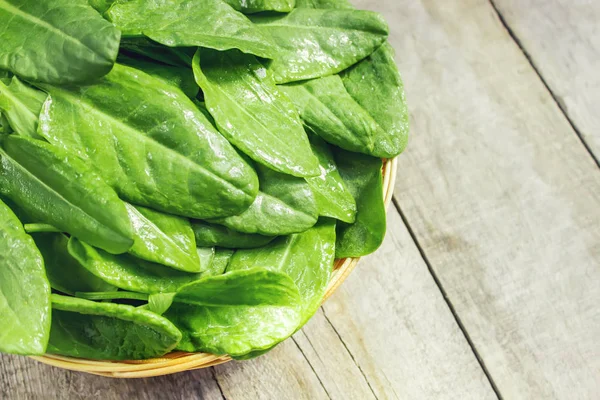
30,157,398,378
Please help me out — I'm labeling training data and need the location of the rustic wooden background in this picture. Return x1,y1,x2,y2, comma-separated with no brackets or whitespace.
2,0,599,398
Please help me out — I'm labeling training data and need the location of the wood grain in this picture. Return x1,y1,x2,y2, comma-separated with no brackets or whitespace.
357,0,600,398
492,0,600,162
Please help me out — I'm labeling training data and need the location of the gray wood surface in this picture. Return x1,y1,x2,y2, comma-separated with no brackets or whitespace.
492,0,600,164
2,0,600,399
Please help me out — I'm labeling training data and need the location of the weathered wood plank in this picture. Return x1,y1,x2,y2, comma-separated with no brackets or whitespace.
492,0,600,162
360,0,600,398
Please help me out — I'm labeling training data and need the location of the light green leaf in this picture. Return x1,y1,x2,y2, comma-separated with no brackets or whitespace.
148,293,175,315
193,48,319,178
0,135,134,254
0,0,120,84
192,220,275,249
107,0,278,59
37,63,259,219
294,0,351,9
251,9,388,83
0,76,46,138
224,0,295,13
0,199,50,355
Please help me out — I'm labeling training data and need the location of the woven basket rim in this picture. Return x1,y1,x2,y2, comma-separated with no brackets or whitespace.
30,157,398,378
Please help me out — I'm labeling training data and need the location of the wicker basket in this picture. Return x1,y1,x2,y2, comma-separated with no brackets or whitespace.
30,157,398,378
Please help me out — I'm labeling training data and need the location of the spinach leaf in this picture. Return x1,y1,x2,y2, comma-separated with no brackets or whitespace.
0,136,134,254
224,0,295,13
126,204,202,273
37,63,259,219
294,0,352,9
209,163,318,236
148,293,176,315
0,0,120,84
0,199,50,355
120,38,192,68
192,220,275,249
251,9,388,83
164,269,301,356
47,294,182,360
193,48,319,178
75,291,149,302
0,76,46,138
305,133,356,223
208,248,235,276
117,54,199,99
107,0,278,59
0,111,11,134
87,0,114,14
341,43,409,157
68,238,204,294
333,148,386,258
33,233,115,295
280,75,384,156
228,219,335,325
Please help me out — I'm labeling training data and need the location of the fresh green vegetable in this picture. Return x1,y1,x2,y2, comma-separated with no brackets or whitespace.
334,148,386,258
126,204,202,273
224,0,295,13
209,163,318,236
107,0,278,59
207,249,235,276
37,64,259,219
192,220,275,249
305,133,357,223
75,291,149,302
33,233,115,295
68,238,204,294
193,48,319,178
0,0,120,84
251,9,388,83
119,38,192,68
0,198,50,355
341,43,409,157
295,0,352,8
228,219,335,325
147,293,176,315
0,76,46,138
47,294,181,360
0,135,134,254
24,223,61,233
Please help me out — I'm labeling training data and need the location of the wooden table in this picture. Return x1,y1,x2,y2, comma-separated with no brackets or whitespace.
2,0,599,398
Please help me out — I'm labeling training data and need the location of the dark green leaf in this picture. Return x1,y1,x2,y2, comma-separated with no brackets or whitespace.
107,0,278,59
0,76,46,138
126,204,202,273
228,219,335,324
0,199,50,355
193,48,319,178
37,64,259,219
0,135,134,254
251,9,388,83
87,0,114,14
333,148,386,258
47,294,182,360
305,134,356,223
210,163,318,236
192,220,275,249
0,0,120,84
119,38,192,68
33,233,115,295
224,0,295,13
294,0,352,9
341,43,409,157
68,237,206,294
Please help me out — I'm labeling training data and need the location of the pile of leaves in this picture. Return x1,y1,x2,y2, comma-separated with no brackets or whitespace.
0,0,408,361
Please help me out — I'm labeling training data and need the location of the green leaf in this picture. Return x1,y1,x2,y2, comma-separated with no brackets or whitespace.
33,233,115,295
196,247,216,274
0,136,134,254
0,76,46,138
251,9,388,83
107,0,278,59
126,204,202,273
24,223,61,233
305,134,356,223
280,75,388,156
228,219,335,325
294,0,352,8
37,63,259,219
0,0,120,84
193,48,319,178
117,54,199,99
224,0,295,13
120,38,192,68
209,163,318,236
68,237,204,294
75,291,149,302
87,0,114,14
192,220,275,249
47,294,182,360
333,148,386,258
207,249,235,276
148,293,175,315
164,269,301,356
0,199,50,355
341,43,409,157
